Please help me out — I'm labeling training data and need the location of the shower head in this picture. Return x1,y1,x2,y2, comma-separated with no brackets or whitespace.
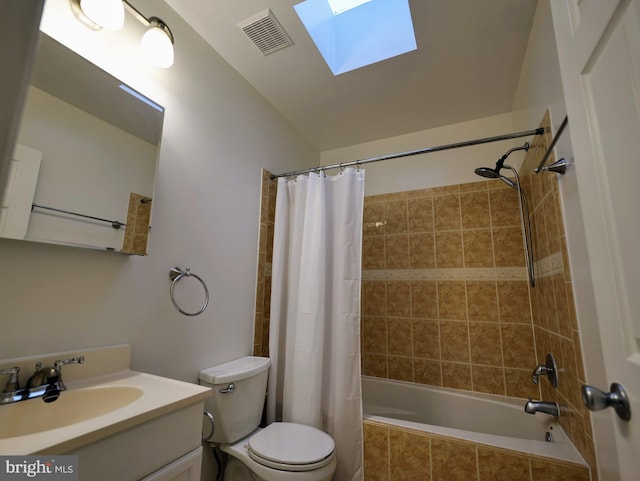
473,167,501,179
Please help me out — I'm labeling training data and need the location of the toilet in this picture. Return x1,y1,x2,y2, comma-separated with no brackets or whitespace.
199,356,336,481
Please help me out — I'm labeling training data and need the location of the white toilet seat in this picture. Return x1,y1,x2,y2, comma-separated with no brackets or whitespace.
247,423,335,472
220,422,337,481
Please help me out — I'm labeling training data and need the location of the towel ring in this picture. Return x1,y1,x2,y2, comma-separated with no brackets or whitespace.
169,266,209,316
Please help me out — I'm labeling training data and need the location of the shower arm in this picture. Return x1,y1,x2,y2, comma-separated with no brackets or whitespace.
495,144,530,171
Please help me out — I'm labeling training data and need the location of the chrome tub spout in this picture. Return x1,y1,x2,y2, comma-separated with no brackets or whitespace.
524,399,560,417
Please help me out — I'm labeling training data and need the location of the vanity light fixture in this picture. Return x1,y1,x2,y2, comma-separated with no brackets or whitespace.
70,0,125,30
70,0,175,68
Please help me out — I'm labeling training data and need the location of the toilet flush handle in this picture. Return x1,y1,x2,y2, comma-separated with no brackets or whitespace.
219,383,236,394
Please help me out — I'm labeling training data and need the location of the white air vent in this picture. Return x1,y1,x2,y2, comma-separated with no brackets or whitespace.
238,9,294,56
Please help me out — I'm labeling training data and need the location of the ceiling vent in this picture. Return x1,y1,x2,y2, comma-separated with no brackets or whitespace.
238,9,294,56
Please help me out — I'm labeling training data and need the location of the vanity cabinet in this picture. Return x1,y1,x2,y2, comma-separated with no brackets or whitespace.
67,401,204,481
140,447,202,481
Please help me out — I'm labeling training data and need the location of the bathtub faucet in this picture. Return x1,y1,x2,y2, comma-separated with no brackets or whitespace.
524,398,559,417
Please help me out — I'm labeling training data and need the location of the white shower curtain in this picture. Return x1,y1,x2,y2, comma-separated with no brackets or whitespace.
267,168,364,481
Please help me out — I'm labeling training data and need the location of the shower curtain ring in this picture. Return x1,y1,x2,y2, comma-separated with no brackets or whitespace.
355,160,360,172
321,167,326,178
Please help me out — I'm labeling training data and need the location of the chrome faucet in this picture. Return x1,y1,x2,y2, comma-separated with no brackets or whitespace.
524,398,560,417
0,356,84,405
0,367,21,400
531,353,558,387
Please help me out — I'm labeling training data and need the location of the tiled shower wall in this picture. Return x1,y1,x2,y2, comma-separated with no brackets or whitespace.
522,112,597,475
360,181,540,400
254,112,597,477
253,169,276,358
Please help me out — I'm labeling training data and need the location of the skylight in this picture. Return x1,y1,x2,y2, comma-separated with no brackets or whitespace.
294,0,416,76
327,0,372,15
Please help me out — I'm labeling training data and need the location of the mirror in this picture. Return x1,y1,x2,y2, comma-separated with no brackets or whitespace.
0,32,163,255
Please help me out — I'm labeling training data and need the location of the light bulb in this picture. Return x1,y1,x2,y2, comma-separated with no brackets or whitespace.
79,0,125,30
140,21,174,68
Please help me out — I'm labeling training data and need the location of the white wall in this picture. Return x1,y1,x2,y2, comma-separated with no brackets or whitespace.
0,0,317,386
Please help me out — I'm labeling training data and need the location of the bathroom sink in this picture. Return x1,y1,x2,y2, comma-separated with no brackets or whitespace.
0,386,144,439
0,345,211,457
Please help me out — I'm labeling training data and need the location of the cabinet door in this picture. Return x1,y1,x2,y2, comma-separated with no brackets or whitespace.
140,447,202,481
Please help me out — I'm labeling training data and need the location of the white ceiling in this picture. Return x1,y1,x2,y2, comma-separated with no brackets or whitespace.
165,0,539,151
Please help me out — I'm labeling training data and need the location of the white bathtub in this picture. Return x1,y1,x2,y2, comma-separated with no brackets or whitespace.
361,376,585,465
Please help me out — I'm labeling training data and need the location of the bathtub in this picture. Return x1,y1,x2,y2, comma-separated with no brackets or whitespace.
361,376,585,465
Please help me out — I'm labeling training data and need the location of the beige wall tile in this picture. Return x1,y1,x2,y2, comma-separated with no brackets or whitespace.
435,231,464,268
408,198,434,232
387,281,411,317
433,195,461,231
469,322,502,366
390,429,431,480
364,203,386,236
493,227,526,267
389,430,431,481
460,191,491,229
466,281,499,322
463,229,495,267
489,188,521,228
362,316,387,354
440,320,470,362
363,353,388,377
431,437,478,481
411,281,438,319
413,319,440,359
388,318,413,356
530,458,589,481
501,324,537,369
442,362,472,390
478,447,529,481
363,236,386,270
386,234,410,269
384,201,408,234
497,281,532,323
388,356,414,382
409,233,436,268
363,422,389,481
505,368,541,399
363,281,386,316
438,281,467,320
472,365,506,395
415,358,442,386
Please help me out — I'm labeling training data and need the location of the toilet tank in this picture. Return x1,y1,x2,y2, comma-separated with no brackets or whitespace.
199,356,270,444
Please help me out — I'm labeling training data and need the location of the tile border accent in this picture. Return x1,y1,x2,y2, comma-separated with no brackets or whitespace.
363,266,527,281
535,251,563,279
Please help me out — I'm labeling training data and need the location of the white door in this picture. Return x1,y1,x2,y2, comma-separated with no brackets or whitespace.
550,0,640,480
0,143,41,239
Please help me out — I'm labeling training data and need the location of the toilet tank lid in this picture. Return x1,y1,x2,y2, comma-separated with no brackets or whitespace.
199,356,270,384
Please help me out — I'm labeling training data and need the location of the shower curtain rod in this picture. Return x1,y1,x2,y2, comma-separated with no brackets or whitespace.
271,127,545,179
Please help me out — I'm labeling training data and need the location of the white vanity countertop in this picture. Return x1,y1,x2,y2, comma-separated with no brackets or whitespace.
0,345,211,455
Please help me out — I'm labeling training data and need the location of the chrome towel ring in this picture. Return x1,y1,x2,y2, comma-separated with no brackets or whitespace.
169,266,209,316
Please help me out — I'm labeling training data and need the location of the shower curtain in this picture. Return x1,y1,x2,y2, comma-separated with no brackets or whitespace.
267,168,365,481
